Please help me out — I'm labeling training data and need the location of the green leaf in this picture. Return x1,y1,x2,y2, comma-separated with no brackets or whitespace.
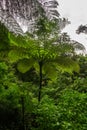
43,62,58,81
8,48,29,63
56,56,80,73
17,59,35,73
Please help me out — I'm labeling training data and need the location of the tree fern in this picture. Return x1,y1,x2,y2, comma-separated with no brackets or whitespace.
7,19,84,76
0,19,85,102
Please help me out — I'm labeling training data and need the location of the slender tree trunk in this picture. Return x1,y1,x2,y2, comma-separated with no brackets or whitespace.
21,96,25,130
38,61,43,102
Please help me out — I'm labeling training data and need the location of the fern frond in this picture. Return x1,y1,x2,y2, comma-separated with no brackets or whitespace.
43,62,58,80
0,0,59,34
38,0,59,19
59,32,85,53
8,48,30,63
0,9,24,35
17,59,36,73
71,40,85,51
55,56,80,73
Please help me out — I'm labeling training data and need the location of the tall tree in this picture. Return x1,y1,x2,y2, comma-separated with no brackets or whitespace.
7,18,85,101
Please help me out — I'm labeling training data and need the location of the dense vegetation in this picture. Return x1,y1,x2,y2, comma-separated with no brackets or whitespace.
0,1,87,130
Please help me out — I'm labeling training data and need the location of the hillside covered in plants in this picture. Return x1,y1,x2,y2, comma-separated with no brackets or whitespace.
0,0,87,130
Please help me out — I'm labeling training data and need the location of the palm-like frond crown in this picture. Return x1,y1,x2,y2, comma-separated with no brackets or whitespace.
0,19,84,81
0,0,59,34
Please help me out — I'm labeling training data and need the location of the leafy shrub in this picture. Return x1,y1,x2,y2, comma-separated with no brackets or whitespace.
33,96,59,130
57,89,87,130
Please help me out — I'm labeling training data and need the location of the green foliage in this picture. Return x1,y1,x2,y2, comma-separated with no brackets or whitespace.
71,77,87,92
8,35,80,80
0,62,21,129
0,22,10,60
55,56,80,73
17,59,36,73
0,19,81,85
57,89,87,130
0,22,10,44
35,18,58,36
0,62,8,78
33,96,59,130
0,84,20,109
0,13,87,130
31,88,87,130
0,54,87,130
0,61,38,129
78,55,87,77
